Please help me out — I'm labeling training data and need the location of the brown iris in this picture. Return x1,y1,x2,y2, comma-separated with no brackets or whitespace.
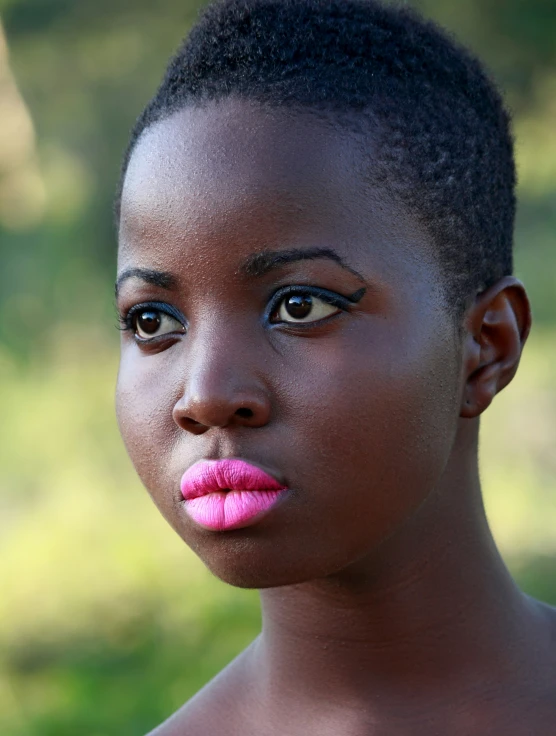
136,310,161,335
284,294,313,320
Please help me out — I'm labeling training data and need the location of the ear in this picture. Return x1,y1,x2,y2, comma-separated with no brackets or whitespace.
460,276,532,419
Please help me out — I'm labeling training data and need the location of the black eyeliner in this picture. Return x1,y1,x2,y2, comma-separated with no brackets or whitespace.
348,287,366,303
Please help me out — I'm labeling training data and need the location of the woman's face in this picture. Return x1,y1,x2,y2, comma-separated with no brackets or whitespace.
116,99,462,588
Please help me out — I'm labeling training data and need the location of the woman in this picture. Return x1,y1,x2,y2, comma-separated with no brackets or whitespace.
114,0,556,732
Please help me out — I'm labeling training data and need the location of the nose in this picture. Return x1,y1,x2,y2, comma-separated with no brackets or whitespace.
172,331,272,434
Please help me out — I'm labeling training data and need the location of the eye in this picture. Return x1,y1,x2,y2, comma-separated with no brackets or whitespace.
274,292,342,323
131,307,185,340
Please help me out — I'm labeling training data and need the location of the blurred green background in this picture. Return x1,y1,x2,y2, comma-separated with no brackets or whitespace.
0,0,555,733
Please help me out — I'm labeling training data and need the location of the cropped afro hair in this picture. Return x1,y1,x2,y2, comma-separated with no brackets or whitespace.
117,0,516,318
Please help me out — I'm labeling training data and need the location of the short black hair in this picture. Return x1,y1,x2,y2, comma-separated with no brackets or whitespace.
117,0,515,318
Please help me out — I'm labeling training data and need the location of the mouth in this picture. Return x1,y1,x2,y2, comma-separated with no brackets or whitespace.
180,458,289,531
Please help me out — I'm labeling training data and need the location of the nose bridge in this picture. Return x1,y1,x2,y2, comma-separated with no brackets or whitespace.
190,319,246,394
174,314,270,430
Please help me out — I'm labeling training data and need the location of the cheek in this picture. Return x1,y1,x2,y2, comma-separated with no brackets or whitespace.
116,349,179,501
276,323,460,558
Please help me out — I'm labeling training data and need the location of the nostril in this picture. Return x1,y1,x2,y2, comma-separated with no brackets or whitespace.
183,417,203,427
173,412,209,435
235,407,254,419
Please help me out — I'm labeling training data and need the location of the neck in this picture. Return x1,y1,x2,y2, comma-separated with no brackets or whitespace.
252,422,540,715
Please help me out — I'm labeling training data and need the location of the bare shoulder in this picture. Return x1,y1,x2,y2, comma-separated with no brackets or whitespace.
523,598,556,731
535,597,556,658
145,644,255,736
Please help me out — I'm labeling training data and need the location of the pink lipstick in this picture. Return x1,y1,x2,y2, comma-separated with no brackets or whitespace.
180,459,288,531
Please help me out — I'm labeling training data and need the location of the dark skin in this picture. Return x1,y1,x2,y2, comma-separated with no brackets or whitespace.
116,98,556,735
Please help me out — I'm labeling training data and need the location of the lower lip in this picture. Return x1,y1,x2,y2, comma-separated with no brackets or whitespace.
183,489,285,531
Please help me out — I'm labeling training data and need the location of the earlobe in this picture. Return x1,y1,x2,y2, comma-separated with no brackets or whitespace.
459,277,531,419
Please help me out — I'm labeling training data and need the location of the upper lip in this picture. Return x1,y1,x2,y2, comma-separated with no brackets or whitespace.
180,458,287,500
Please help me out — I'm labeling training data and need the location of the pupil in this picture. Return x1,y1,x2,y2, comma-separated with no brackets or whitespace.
137,310,161,334
286,294,312,319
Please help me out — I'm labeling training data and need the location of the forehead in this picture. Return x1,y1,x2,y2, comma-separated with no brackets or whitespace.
122,99,358,210
118,98,439,289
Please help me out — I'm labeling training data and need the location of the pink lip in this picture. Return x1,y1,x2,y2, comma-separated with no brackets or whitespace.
180,459,288,531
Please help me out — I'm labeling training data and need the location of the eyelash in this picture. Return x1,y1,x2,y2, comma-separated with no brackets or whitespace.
118,286,363,342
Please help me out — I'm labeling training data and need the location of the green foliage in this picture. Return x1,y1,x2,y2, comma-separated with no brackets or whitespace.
1,1,555,733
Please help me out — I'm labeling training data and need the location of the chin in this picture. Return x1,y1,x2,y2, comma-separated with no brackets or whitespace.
190,534,326,590
210,568,289,589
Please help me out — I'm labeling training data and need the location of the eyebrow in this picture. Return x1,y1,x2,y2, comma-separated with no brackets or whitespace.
115,267,177,297
115,247,368,297
241,247,367,282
